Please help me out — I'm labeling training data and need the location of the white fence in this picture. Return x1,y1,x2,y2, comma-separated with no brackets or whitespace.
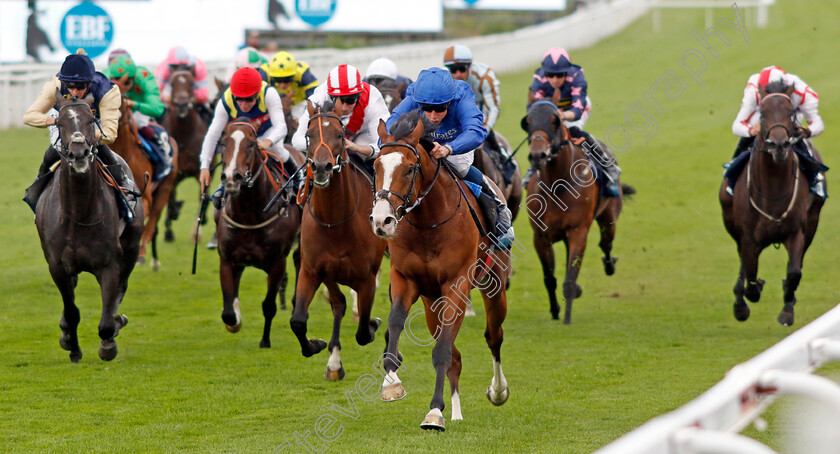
595,303,840,454
0,0,648,130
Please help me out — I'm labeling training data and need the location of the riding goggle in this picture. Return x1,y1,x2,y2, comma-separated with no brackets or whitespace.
330,93,360,105
545,72,567,79
418,102,449,113
64,81,90,90
234,94,258,103
270,76,294,85
447,63,470,74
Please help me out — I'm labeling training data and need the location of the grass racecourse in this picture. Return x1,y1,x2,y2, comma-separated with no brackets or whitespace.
2,1,840,452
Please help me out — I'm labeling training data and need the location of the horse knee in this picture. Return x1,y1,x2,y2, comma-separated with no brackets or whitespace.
289,318,307,336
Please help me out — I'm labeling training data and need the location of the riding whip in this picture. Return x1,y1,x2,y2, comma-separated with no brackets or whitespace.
191,190,209,275
263,162,308,213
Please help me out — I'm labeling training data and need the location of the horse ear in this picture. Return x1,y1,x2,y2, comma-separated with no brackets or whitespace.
54,87,65,108
82,93,95,107
377,119,390,140
409,117,424,142
306,100,315,117
551,87,562,105
785,84,795,96
520,115,529,132
215,77,225,90
333,97,343,113
758,84,768,100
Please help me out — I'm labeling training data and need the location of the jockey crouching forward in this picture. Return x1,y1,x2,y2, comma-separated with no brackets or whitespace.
387,67,515,249
23,50,137,219
199,67,299,207
724,65,827,198
525,47,621,198
292,64,391,168
155,46,213,123
106,53,173,181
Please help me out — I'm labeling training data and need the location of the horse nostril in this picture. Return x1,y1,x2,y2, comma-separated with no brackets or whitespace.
369,215,374,224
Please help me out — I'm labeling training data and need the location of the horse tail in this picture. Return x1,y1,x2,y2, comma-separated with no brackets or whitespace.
621,183,636,200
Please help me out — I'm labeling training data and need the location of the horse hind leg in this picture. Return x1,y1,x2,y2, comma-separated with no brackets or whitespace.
740,241,764,303
324,282,347,380
779,232,806,326
448,345,464,421
259,261,285,348
220,261,245,333
482,278,509,407
54,268,83,362
163,192,181,242
596,206,619,276
96,267,122,361
562,230,588,325
733,267,750,322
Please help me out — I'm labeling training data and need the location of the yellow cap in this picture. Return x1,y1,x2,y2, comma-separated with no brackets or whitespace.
268,51,297,78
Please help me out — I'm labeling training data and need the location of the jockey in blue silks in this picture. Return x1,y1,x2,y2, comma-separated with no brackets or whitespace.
386,67,514,249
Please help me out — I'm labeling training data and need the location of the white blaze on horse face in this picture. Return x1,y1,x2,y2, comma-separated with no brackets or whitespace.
224,130,246,180
371,152,403,235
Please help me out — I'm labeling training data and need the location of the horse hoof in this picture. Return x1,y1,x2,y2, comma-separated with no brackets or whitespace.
259,339,271,349
224,322,242,333
303,339,328,357
734,302,750,322
151,258,161,271
164,230,175,243
602,256,617,276
99,339,118,361
778,304,795,326
420,409,445,431
69,350,82,363
551,311,560,321
224,299,242,333
486,386,510,406
325,364,346,381
136,256,146,266
381,383,407,402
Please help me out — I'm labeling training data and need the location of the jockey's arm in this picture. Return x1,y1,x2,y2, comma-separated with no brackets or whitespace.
481,68,501,130
796,83,823,137
447,94,488,154
134,77,165,118
527,88,537,108
349,87,391,158
731,84,758,137
23,78,61,128
199,102,229,170
260,87,288,147
299,68,319,99
97,85,121,145
566,74,588,122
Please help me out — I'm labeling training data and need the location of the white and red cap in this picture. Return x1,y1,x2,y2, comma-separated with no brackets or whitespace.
758,66,786,89
327,64,363,96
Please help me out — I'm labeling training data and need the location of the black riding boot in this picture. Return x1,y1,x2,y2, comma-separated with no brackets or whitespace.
97,144,138,220
283,157,301,191
24,145,62,212
570,127,621,198
733,136,755,159
38,144,61,177
478,176,515,249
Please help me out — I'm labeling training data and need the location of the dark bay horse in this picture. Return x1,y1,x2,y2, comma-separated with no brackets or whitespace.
367,77,403,112
522,101,627,324
289,99,387,380
162,70,210,242
112,97,178,269
473,131,523,222
370,112,510,431
214,121,304,347
719,82,824,326
36,91,144,362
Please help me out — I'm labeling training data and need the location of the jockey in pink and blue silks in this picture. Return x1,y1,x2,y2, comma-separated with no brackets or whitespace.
386,67,515,249
526,47,621,198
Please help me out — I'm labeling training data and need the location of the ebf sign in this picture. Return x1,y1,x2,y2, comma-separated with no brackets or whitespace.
60,1,114,58
295,0,337,28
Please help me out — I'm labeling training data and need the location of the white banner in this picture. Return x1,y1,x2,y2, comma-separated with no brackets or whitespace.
443,0,567,10
0,0,443,65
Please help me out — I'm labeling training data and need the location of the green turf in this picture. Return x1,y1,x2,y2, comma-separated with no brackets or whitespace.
2,1,839,452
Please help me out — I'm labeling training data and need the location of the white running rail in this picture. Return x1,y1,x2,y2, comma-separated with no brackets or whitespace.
0,0,649,129
595,303,840,454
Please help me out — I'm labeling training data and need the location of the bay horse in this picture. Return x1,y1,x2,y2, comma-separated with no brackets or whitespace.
36,91,144,362
111,97,178,269
162,70,210,242
214,120,303,347
522,101,627,324
370,111,510,431
719,81,825,326
473,131,523,222
367,77,403,112
289,99,387,380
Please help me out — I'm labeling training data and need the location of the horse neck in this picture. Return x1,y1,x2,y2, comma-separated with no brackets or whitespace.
404,145,457,225
115,112,141,159
750,149,797,196
309,151,359,218
59,160,104,222
227,159,275,217
543,128,580,182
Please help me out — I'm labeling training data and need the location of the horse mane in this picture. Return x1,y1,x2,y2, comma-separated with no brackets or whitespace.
763,80,791,95
314,98,336,113
391,108,435,141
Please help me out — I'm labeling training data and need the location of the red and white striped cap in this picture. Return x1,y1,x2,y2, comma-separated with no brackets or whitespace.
758,66,786,89
327,64,363,96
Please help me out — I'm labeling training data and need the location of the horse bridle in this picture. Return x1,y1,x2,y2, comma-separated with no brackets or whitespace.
169,70,196,115
55,102,100,162
306,111,347,173
373,141,442,222
527,100,571,163
223,120,264,188
757,93,801,154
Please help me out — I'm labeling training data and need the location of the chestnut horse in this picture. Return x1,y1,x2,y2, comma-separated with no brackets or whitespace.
214,121,304,347
162,70,210,242
522,100,628,324
473,131,523,222
36,92,144,362
370,111,510,431
719,82,825,326
289,99,387,380
111,97,178,268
